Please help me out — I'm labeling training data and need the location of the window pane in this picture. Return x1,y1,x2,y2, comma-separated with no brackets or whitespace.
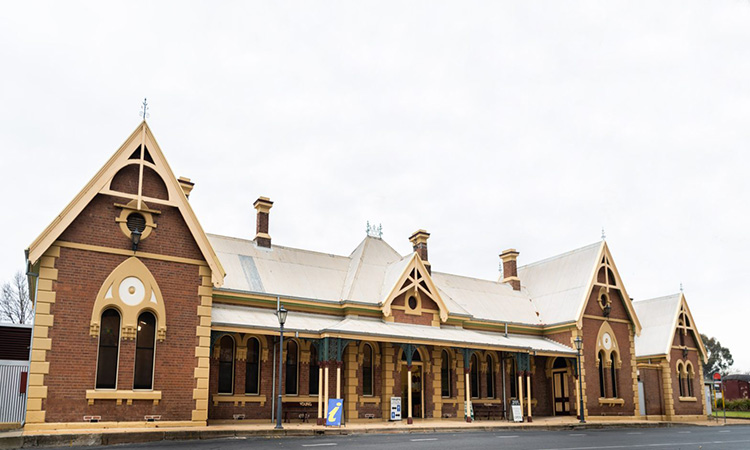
441,350,450,397
96,309,120,389
363,345,373,396
470,354,479,398
598,353,606,398
218,335,234,394
133,312,156,390
246,338,260,394
285,340,298,395
309,346,319,395
486,355,494,398
610,353,617,398
510,359,517,398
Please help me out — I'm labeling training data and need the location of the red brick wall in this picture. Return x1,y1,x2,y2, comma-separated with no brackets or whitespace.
670,344,705,416
391,294,437,326
639,365,664,416
581,287,636,416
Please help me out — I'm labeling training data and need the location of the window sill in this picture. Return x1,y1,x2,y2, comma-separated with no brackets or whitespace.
360,397,381,405
598,397,625,406
86,389,161,406
212,394,267,407
679,396,697,402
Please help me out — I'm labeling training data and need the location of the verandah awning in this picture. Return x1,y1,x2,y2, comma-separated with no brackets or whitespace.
212,304,576,357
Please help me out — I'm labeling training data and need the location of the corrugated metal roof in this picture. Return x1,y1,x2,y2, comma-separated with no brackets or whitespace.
519,242,602,325
209,233,605,327
633,294,681,358
211,304,576,355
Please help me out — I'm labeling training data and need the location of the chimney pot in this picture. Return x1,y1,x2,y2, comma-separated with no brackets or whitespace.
500,248,521,290
178,177,195,199
253,196,274,248
409,229,431,274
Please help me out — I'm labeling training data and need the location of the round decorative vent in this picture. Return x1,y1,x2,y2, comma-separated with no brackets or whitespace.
126,213,147,233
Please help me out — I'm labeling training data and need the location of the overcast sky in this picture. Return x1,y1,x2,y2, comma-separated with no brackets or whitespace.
1,1,748,371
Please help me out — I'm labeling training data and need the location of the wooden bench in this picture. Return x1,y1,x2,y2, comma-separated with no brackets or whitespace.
283,403,314,423
472,403,505,421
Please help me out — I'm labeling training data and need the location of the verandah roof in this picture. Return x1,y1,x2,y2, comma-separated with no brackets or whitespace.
212,304,576,357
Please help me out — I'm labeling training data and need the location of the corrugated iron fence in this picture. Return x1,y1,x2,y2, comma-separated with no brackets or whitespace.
0,361,28,423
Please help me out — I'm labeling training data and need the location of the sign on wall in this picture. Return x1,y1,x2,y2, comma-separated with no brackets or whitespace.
326,399,343,426
390,396,401,421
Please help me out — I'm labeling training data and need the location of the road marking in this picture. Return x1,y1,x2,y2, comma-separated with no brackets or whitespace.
677,431,691,434
719,430,731,433
495,435,519,438
535,438,750,450
568,434,586,436
627,432,642,435
410,438,438,442
302,444,337,447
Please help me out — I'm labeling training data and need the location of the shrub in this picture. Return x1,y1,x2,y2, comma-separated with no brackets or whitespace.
725,398,750,411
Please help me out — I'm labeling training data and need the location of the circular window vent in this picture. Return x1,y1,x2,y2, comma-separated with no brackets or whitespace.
408,296,418,310
126,213,147,233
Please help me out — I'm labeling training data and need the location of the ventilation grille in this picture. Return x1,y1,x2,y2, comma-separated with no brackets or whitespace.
126,213,146,233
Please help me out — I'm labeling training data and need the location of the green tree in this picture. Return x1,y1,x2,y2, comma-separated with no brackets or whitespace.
701,333,734,378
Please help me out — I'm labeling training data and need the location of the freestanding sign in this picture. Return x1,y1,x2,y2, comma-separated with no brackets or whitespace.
390,397,401,421
510,399,523,422
326,399,343,426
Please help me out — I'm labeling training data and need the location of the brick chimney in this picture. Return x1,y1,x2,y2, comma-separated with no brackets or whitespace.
178,177,195,199
253,197,273,248
500,249,520,290
409,229,431,274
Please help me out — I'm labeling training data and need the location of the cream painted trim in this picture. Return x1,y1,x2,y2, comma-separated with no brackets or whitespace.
24,420,201,432
575,242,642,335
281,395,319,402
27,121,226,285
381,253,449,322
211,394,267,407
55,240,208,267
598,397,625,406
582,314,631,325
674,294,708,361
679,396,697,402
192,266,213,422
86,389,161,406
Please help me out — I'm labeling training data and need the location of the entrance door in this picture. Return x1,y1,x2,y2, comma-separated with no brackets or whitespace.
553,371,570,415
401,365,424,419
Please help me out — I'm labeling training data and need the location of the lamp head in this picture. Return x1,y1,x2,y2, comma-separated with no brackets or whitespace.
278,305,288,326
131,229,142,251
603,303,611,317
574,336,583,351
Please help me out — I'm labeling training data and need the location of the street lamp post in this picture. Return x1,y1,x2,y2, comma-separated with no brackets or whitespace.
575,336,585,423
275,305,288,430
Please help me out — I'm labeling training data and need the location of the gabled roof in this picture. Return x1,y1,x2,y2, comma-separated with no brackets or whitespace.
518,241,642,334
381,253,450,322
26,122,225,285
634,292,707,360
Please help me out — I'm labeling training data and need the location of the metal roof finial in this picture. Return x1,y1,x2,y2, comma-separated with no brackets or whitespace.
366,221,382,238
601,227,606,241
139,98,150,120
680,282,683,293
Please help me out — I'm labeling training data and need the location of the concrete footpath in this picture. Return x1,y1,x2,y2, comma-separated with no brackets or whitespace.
0,416,746,449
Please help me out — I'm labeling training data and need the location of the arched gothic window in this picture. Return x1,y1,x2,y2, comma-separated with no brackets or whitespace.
686,362,694,397
598,351,606,398
96,308,121,389
133,311,156,390
309,345,319,395
363,344,374,396
486,354,495,399
509,356,518,398
285,340,299,395
470,353,479,399
441,350,451,398
246,337,260,395
609,352,618,398
676,362,685,397
218,335,235,394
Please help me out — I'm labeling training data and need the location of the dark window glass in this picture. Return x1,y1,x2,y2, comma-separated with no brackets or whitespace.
486,354,495,398
509,357,518,398
677,364,685,397
96,309,120,389
687,366,694,397
133,312,156,390
218,335,234,394
441,350,451,397
408,296,418,310
610,353,617,398
598,352,606,398
285,340,298,395
470,354,479,398
309,346,319,395
245,338,260,394
363,344,374,396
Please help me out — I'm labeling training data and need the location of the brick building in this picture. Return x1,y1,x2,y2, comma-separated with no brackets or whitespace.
22,122,707,430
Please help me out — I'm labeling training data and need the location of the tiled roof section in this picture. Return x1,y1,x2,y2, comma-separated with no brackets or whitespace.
633,293,682,358
518,242,603,325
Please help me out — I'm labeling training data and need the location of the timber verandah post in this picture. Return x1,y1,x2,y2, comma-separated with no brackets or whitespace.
516,352,532,422
318,337,354,425
399,343,417,424
457,348,475,423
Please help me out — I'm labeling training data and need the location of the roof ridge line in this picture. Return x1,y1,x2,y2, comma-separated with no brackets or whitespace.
518,241,602,270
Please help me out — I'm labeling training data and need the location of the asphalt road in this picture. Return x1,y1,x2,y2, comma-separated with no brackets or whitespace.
61,425,750,450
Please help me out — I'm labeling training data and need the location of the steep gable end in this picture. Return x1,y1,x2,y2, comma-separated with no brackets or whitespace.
27,122,225,285
382,253,449,323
